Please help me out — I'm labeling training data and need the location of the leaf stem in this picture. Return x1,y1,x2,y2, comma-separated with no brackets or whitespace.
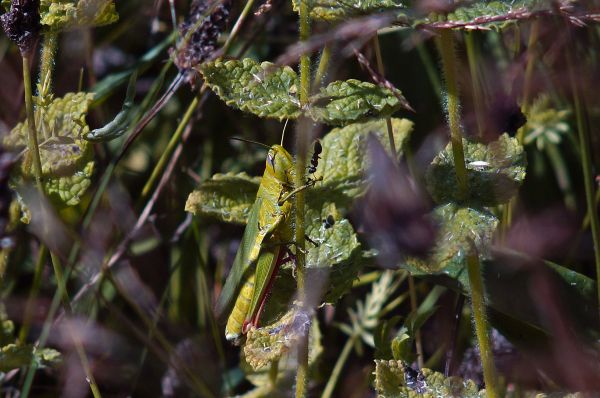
466,244,499,398
295,1,311,397
313,45,331,90
439,30,468,201
567,44,600,316
22,56,44,191
39,33,58,91
321,335,355,398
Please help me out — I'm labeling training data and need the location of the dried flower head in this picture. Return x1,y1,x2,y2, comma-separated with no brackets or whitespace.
0,0,40,55
171,0,231,88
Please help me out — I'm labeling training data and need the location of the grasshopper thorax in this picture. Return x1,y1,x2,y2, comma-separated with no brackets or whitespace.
265,145,294,183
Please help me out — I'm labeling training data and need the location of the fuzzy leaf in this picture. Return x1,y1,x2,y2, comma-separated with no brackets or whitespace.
306,203,367,302
292,0,404,22
523,96,571,151
426,133,526,207
308,79,405,125
38,0,118,31
311,118,412,210
374,360,483,398
0,344,61,372
412,0,552,31
405,203,498,274
243,308,311,370
199,58,301,121
4,92,96,207
184,172,260,224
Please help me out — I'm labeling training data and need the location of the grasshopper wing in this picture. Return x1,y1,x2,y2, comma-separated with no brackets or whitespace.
215,197,282,318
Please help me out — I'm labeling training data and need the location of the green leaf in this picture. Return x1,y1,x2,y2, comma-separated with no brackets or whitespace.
243,308,309,370
0,344,61,372
411,0,552,31
311,118,413,211
305,203,366,302
308,79,405,126
184,172,260,224
292,0,404,22
374,360,484,398
406,203,498,274
523,95,571,151
426,133,526,207
199,58,301,121
4,92,96,207
39,0,118,31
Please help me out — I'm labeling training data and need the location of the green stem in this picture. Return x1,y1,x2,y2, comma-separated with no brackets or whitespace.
39,33,58,91
140,96,199,200
567,45,600,316
464,32,485,138
466,244,499,398
313,45,331,91
295,2,311,397
439,30,468,200
321,335,355,398
222,0,256,56
22,56,44,191
269,359,280,389
415,40,442,102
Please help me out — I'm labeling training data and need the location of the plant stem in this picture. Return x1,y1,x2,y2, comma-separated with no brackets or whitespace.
140,95,199,200
313,45,331,90
439,30,468,200
39,33,58,90
321,335,355,398
269,359,279,389
18,246,47,343
22,56,44,192
295,1,311,397
567,45,600,316
372,35,396,158
466,245,499,398
464,32,485,137
222,0,256,55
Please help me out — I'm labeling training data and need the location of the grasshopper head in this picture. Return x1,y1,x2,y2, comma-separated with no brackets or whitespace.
266,145,294,183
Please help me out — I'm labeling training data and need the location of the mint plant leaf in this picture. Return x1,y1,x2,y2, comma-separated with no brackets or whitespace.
199,58,301,121
426,133,526,207
39,0,118,31
185,172,260,224
308,79,406,126
4,92,96,207
292,0,404,22
374,360,484,397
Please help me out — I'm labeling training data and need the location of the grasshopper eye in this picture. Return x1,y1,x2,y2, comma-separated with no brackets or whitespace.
267,152,275,168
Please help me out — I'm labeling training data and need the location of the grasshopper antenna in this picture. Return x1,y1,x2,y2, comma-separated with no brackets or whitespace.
281,118,289,146
230,137,271,149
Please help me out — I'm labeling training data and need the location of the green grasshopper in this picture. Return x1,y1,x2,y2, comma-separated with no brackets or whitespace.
215,142,319,341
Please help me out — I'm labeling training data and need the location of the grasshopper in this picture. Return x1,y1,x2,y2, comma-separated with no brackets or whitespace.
215,142,319,341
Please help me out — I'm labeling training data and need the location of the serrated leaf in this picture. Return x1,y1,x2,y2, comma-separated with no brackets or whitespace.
291,0,404,22
39,0,118,31
4,92,96,207
311,118,412,210
308,79,405,125
199,58,301,121
374,360,483,398
412,0,552,31
306,203,366,302
426,133,526,207
184,172,260,224
406,203,498,274
243,308,310,370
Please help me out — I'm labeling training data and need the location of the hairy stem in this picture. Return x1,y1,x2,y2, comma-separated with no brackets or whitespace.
22,56,44,191
466,245,499,398
295,1,311,397
313,45,331,90
464,32,484,137
439,30,468,200
39,33,58,90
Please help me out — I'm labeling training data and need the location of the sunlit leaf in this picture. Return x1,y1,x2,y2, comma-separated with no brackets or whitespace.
411,0,553,31
291,0,404,22
405,203,498,273
311,118,412,210
308,79,405,125
39,0,118,31
0,344,61,372
4,92,96,207
523,96,571,151
184,172,260,224
199,58,301,121
426,133,526,206
374,360,484,398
